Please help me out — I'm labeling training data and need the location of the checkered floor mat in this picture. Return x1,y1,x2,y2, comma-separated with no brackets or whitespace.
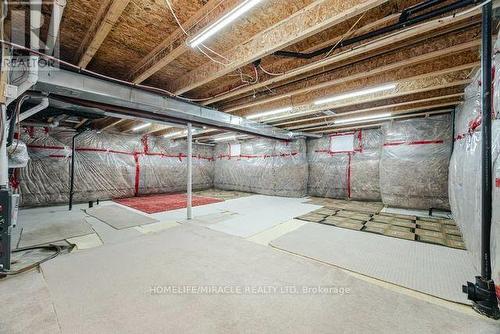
296,207,465,250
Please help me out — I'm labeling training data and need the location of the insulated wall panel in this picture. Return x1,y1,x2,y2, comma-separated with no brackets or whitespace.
380,116,452,210
214,138,308,197
19,128,71,206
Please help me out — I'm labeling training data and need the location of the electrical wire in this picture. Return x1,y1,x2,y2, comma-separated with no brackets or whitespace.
258,64,284,76
324,11,367,58
0,244,68,276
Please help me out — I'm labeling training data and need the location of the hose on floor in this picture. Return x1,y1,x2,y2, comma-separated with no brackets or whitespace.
0,244,72,277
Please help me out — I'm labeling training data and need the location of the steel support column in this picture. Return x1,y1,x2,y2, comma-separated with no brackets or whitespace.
187,122,193,220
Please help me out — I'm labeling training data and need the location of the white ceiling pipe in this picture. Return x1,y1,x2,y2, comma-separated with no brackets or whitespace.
46,0,67,55
18,97,49,122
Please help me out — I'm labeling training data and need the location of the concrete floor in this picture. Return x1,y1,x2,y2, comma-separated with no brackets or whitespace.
1,195,499,333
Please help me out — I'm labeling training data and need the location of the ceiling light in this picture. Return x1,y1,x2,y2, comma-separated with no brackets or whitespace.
132,123,151,131
334,113,392,125
188,0,263,48
163,130,186,138
314,84,396,105
246,107,293,120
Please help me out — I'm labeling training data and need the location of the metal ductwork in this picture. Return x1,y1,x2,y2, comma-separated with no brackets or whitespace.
46,0,67,55
31,66,313,140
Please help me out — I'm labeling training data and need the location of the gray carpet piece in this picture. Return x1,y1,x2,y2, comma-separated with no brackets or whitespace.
0,271,61,334
18,217,95,248
270,223,476,304
40,225,497,334
85,204,159,230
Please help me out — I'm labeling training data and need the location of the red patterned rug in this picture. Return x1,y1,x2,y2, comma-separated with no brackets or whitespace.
114,193,224,214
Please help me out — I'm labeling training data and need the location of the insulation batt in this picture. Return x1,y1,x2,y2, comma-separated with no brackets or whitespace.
380,115,452,210
137,136,214,194
450,37,500,298
307,136,349,198
19,129,214,206
351,129,383,201
307,129,383,201
19,128,71,206
214,138,308,197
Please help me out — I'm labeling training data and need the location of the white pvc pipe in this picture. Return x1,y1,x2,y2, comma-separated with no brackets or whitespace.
187,123,193,220
30,0,42,50
46,0,67,55
18,97,49,122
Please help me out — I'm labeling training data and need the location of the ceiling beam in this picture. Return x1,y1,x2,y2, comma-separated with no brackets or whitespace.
224,36,480,113
274,93,464,126
202,7,484,105
247,67,473,123
286,102,460,130
236,61,478,121
129,0,241,83
308,109,452,133
73,0,131,68
167,0,389,95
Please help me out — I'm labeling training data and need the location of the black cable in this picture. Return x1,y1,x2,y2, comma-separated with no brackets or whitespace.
0,244,71,277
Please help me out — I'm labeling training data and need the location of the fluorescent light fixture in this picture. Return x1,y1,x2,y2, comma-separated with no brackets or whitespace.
132,122,151,131
163,130,186,138
314,84,396,105
214,134,237,142
188,0,262,48
246,107,293,120
334,113,392,125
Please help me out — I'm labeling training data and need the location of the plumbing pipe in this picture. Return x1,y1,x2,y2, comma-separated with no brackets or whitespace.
462,1,500,319
272,0,480,59
46,0,67,55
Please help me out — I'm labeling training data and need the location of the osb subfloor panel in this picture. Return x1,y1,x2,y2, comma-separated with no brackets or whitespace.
296,201,465,250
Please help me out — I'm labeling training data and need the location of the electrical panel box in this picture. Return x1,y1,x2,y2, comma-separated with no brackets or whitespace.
0,189,12,272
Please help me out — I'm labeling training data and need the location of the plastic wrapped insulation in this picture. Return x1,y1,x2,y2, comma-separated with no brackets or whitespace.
214,138,307,197
7,140,30,168
380,115,452,210
18,129,215,207
18,127,71,206
350,129,383,201
54,130,140,202
138,136,214,195
307,129,383,201
307,136,349,198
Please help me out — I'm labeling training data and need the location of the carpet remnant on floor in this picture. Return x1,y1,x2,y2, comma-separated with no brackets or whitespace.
296,204,465,250
114,193,224,214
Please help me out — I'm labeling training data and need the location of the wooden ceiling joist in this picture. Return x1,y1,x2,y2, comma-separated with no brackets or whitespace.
201,7,483,106
73,0,131,68
166,0,389,95
308,109,453,133
129,0,242,83
286,101,461,130
223,35,480,114
274,93,464,127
